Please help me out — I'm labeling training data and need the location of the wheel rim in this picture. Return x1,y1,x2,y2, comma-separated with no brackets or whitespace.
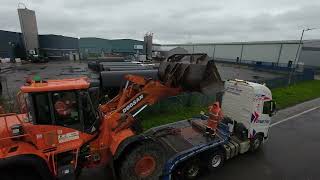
253,139,260,150
186,165,199,177
134,155,156,178
211,155,222,168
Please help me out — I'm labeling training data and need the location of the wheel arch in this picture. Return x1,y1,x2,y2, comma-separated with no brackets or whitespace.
0,154,53,180
113,134,147,161
255,132,265,139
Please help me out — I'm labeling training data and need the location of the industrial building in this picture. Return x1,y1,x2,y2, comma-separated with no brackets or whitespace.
161,40,320,67
79,37,144,58
0,30,25,59
0,7,80,61
39,34,79,60
0,30,80,60
0,30,147,60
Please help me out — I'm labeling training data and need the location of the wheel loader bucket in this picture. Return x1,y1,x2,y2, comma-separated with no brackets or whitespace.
158,54,223,94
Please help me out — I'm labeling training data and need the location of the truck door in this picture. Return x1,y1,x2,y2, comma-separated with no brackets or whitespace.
252,100,274,138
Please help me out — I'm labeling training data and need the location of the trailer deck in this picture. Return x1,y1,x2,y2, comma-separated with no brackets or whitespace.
145,117,230,179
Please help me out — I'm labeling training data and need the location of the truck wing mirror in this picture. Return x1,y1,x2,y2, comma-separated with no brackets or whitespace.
269,100,277,117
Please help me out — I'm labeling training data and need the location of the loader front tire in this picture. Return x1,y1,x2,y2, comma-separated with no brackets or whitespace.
119,141,167,180
0,166,42,180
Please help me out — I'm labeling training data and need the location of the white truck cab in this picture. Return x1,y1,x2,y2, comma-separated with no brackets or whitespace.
221,79,276,147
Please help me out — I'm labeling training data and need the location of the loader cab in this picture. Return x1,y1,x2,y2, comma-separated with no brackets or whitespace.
20,78,100,134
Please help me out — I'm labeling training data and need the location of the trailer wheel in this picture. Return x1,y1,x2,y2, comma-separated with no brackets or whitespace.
250,134,263,152
207,150,225,171
119,142,166,180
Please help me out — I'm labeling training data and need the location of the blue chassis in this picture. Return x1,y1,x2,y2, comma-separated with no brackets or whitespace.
161,122,231,180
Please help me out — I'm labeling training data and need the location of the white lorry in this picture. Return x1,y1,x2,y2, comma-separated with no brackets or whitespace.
150,79,277,179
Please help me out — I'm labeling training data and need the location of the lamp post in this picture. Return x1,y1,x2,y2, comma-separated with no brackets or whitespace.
288,28,318,85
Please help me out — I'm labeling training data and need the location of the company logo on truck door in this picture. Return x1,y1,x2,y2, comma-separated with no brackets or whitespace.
122,94,144,113
251,111,260,123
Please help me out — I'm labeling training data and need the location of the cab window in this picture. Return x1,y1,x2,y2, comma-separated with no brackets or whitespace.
263,101,271,114
82,93,97,132
33,93,53,124
52,91,81,130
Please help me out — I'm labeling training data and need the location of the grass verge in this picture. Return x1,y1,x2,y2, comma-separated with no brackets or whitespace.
141,80,320,130
272,80,320,109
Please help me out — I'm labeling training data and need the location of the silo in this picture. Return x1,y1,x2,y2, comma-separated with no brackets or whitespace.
17,7,39,54
144,33,153,60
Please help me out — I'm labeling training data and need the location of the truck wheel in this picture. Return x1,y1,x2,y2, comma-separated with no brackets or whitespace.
207,150,225,171
119,142,166,180
250,134,263,152
180,160,200,179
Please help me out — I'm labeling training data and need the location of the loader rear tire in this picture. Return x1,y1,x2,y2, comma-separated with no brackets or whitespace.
119,141,167,180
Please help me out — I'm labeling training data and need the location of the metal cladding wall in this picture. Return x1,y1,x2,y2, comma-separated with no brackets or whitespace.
215,45,242,60
79,37,112,55
299,40,320,67
0,30,25,58
39,35,79,50
17,8,39,52
242,44,280,62
278,44,300,64
39,35,79,59
161,40,313,66
111,39,144,54
79,38,144,57
300,47,320,67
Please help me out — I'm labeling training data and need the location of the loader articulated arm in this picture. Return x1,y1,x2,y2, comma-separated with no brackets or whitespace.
99,74,181,117
99,55,223,133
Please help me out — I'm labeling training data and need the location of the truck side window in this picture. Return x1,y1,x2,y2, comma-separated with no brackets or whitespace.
52,91,80,129
263,101,272,114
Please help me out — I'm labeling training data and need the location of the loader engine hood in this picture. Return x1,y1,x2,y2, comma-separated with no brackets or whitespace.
158,54,223,95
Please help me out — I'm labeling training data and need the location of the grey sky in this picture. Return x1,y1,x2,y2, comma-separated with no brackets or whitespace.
1,0,320,43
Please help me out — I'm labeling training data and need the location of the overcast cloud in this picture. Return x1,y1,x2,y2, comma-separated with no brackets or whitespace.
1,0,320,43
